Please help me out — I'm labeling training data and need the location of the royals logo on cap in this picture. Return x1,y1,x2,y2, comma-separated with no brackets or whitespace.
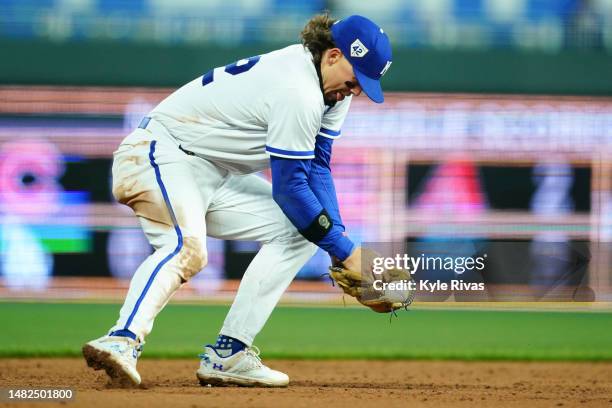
331,15,393,103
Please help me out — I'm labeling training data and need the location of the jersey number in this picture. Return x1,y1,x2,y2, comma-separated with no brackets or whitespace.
202,56,261,86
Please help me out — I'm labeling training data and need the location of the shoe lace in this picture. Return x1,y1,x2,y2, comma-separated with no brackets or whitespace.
243,346,263,370
128,338,144,359
104,336,144,359
135,342,144,354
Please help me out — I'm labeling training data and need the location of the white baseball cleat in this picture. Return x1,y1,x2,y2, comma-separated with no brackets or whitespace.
196,345,289,387
82,335,143,386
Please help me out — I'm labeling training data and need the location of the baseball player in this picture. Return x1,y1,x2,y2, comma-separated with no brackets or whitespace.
82,14,392,387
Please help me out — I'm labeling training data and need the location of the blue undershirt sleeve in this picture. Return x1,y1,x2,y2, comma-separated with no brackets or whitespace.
270,156,355,261
308,135,345,230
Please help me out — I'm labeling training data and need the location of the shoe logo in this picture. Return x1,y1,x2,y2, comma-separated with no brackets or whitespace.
350,39,368,58
132,348,138,359
213,363,224,371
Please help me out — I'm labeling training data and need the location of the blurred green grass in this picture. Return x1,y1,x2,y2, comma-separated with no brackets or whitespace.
1,302,611,360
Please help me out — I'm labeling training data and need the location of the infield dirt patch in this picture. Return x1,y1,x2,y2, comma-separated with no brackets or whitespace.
1,358,611,407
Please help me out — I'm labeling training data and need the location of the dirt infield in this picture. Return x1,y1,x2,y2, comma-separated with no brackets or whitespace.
1,358,611,408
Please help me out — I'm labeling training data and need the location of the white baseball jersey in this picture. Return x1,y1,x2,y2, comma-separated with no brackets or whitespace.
149,44,351,173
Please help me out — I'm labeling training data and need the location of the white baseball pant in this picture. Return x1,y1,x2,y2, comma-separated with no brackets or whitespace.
108,120,317,345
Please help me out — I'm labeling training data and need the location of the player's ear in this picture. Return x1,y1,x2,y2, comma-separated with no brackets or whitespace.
325,48,343,65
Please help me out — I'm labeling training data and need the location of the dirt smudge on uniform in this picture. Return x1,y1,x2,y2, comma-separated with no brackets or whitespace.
177,236,206,279
126,189,174,228
124,155,144,166
112,175,139,202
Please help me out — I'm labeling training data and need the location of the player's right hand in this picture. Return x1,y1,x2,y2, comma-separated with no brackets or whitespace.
341,246,362,273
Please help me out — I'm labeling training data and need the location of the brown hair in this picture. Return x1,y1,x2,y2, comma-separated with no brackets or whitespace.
300,13,337,68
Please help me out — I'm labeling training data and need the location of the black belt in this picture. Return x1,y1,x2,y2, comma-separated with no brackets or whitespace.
138,116,196,157
179,145,196,156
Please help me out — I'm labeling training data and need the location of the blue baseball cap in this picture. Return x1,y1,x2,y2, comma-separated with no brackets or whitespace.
331,15,393,104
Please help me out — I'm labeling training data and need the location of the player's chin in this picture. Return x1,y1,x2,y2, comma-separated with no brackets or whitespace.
324,92,344,105
323,94,338,107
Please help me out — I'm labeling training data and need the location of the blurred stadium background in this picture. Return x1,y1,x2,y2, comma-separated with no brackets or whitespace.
0,0,611,308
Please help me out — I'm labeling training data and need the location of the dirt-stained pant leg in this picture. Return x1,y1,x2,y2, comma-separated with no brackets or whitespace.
206,173,318,346
109,129,221,341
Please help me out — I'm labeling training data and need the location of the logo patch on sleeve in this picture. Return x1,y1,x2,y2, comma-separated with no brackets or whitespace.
350,39,369,58
318,214,331,229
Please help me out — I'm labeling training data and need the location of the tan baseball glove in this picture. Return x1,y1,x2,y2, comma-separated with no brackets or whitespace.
329,248,416,313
